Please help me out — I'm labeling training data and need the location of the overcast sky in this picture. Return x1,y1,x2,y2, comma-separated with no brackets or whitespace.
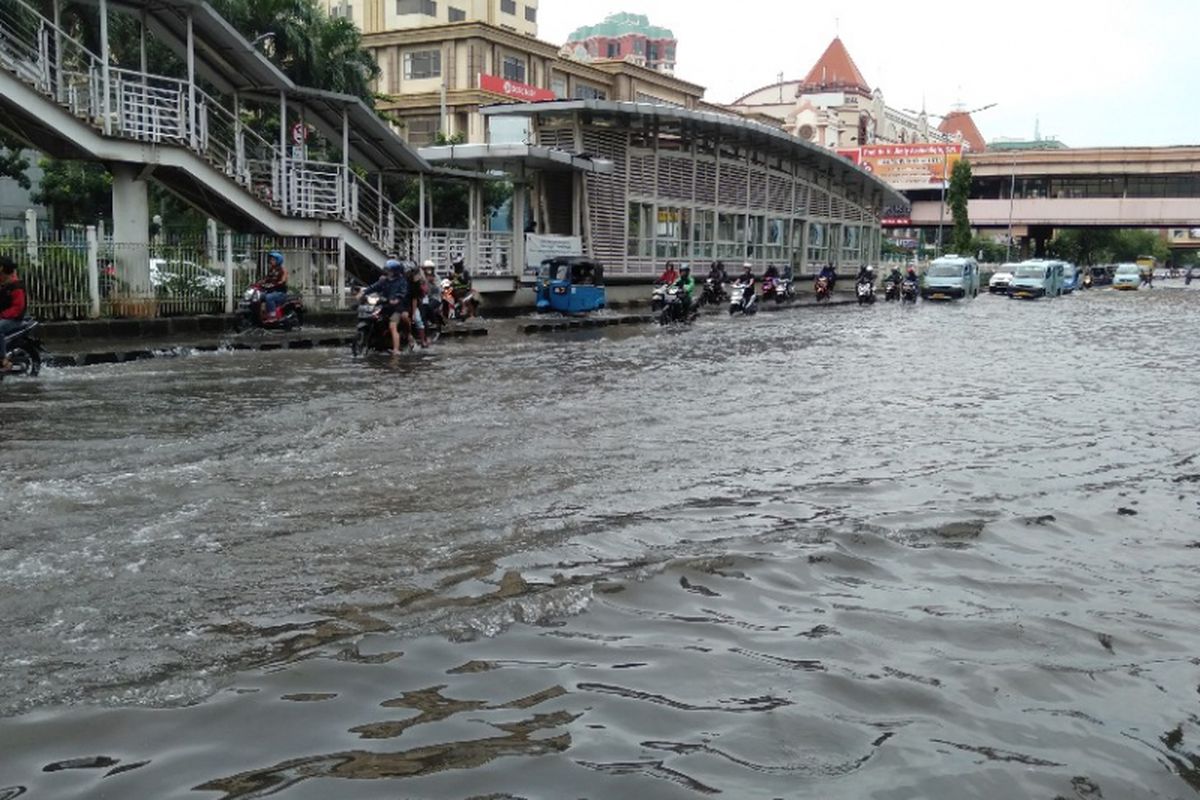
541,0,1200,148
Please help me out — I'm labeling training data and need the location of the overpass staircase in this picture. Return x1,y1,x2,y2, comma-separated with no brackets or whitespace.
0,0,418,272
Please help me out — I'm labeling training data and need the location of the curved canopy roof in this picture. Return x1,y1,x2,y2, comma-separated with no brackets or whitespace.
482,100,909,212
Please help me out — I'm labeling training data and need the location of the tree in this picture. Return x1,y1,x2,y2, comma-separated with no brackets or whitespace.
1049,228,1170,265
947,158,972,255
31,159,112,226
0,131,32,190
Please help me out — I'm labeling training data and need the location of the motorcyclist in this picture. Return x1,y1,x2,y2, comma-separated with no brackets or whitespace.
734,262,756,307
707,261,727,286
450,255,480,319
0,256,28,371
675,264,696,316
657,261,679,286
359,259,411,354
905,265,920,286
260,250,289,321
818,263,837,287
856,265,875,283
887,266,904,286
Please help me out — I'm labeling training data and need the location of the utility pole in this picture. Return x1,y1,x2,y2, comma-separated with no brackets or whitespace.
936,149,947,258
1006,155,1016,262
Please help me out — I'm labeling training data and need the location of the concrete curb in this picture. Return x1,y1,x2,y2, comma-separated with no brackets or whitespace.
41,327,486,370
516,297,858,335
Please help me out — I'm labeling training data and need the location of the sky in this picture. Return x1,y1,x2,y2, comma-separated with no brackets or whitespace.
540,0,1200,148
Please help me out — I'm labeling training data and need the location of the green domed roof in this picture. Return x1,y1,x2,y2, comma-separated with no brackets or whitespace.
568,12,674,42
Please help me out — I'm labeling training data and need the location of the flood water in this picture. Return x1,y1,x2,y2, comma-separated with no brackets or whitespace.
2,285,1199,799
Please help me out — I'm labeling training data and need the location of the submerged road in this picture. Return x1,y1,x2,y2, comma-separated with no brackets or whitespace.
1,286,1199,799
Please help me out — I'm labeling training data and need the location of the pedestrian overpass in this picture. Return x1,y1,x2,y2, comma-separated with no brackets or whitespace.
0,0,498,298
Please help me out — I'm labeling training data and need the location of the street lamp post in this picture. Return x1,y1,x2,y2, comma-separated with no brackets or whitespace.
936,148,948,258
1006,155,1016,262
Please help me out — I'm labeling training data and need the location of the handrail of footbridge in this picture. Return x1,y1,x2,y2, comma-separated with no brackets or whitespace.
0,0,418,257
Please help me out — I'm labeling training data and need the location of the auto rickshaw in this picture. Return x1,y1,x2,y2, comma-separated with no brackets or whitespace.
534,256,606,314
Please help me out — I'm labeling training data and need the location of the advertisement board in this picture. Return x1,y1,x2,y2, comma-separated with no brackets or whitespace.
524,234,582,278
838,143,963,191
480,74,557,103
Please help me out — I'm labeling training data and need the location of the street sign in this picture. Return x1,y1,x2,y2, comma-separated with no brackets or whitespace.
291,122,307,146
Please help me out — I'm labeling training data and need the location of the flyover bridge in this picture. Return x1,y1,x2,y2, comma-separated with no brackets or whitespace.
907,147,1200,242
0,0,451,296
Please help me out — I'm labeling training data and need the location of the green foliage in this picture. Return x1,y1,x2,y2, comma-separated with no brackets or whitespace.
948,159,972,255
1049,228,1170,265
31,159,112,226
392,176,514,231
210,0,380,104
969,235,1007,264
0,131,32,190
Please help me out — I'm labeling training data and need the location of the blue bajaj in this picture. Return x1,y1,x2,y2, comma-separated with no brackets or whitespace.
535,257,606,314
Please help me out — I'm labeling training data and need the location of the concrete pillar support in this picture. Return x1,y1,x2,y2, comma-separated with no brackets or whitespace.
110,163,151,300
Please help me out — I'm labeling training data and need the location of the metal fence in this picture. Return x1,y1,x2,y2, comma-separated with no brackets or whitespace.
0,228,345,320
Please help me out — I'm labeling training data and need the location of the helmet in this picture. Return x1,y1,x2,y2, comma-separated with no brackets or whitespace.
385,259,404,273
742,261,752,269
680,264,691,273
267,250,284,266
440,278,452,289
451,253,464,268
422,259,435,269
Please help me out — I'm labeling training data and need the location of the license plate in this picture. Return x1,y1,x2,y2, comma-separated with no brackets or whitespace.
932,293,948,300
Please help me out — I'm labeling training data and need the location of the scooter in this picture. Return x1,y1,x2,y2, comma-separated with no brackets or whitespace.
351,293,416,355
814,276,832,302
649,283,669,313
901,278,919,303
856,279,876,305
728,280,758,316
1,318,42,380
658,286,697,325
883,278,901,301
237,282,304,332
699,278,727,307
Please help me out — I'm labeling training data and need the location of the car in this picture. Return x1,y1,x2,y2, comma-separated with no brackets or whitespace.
1008,261,1060,299
989,264,1018,294
149,258,225,293
1112,263,1141,291
1060,263,1081,293
921,255,980,301
1083,265,1114,288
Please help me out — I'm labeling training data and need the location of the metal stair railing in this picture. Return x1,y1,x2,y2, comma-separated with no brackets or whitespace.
0,0,419,257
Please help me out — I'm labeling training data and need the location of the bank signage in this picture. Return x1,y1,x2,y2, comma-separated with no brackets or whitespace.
838,143,963,191
480,73,556,102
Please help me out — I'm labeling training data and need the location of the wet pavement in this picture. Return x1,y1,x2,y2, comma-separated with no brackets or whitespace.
1,284,1199,799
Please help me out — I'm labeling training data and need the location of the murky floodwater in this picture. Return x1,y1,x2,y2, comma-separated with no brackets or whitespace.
2,285,1199,799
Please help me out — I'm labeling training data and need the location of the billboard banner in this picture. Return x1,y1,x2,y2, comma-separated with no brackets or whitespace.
838,143,963,191
480,74,557,102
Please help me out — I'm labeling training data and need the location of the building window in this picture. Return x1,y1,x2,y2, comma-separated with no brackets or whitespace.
501,55,526,82
634,39,644,55
691,210,714,259
396,0,436,14
717,212,746,259
647,43,659,62
550,72,567,99
606,42,620,58
842,225,862,263
406,117,439,147
628,202,653,257
524,5,537,22
500,0,516,13
574,83,606,101
807,222,828,265
655,206,683,259
448,5,465,21
330,1,353,21
403,49,441,80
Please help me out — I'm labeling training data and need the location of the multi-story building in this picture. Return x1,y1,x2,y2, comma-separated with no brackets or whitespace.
729,37,974,151
563,13,677,74
359,21,704,146
320,0,539,38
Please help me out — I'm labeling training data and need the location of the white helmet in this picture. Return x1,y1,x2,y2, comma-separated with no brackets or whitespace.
440,278,451,289
422,259,435,269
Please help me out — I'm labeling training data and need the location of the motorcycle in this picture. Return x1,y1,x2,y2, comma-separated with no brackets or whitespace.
649,282,669,313
901,278,919,303
1,318,42,380
814,276,832,302
883,278,901,302
1082,273,1094,289
237,282,304,332
763,276,795,304
699,278,727,307
351,292,408,355
856,279,876,305
658,285,697,325
728,280,758,316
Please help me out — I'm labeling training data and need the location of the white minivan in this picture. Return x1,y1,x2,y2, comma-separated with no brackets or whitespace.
921,255,980,301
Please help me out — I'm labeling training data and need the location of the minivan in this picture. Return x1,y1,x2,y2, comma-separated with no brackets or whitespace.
921,255,980,301
1008,260,1062,299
